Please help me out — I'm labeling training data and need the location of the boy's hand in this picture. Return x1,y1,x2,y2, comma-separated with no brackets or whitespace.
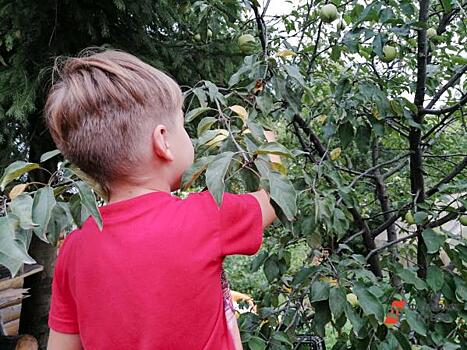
247,129,282,229
264,130,276,142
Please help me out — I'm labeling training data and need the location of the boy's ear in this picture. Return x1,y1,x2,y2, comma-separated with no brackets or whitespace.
152,125,174,161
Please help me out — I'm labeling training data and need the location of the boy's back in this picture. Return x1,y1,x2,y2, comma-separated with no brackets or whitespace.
44,49,277,349
49,190,263,349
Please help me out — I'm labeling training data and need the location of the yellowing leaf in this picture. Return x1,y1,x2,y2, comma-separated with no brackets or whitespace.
218,129,229,136
319,276,338,286
206,133,228,147
316,115,328,125
229,105,248,122
330,147,342,161
9,183,28,200
271,162,287,175
277,49,296,58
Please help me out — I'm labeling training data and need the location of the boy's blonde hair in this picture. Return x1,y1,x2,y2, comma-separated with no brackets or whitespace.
45,49,183,195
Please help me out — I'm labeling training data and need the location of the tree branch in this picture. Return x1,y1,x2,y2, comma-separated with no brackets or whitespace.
422,92,467,115
425,65,467,109
371,138,401,288
292,114,382,277
428,205,465,228
426,156,467,197
366,233,418,261
251,1,268,58
422,107,460,141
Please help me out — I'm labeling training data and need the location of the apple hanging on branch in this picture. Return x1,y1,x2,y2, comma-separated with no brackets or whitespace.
238,34,257,54
319,4,338,23
380,44,397,63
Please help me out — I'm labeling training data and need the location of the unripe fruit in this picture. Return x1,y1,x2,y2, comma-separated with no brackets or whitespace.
194,33,201,41
346,293,359,307
319,4,338,23
460,215,467,226
427,27,437,39
238,34,256,53
407,38,417,47
207,29,213,39
381,45,397,62
405,211,415,225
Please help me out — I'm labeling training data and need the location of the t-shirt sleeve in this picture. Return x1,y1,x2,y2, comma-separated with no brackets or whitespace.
191,191,263,257
48,236,79,334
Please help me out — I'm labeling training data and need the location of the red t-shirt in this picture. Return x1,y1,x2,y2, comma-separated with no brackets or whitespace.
48,191,263,349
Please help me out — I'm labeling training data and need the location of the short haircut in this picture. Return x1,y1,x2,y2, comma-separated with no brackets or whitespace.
45,49,183,196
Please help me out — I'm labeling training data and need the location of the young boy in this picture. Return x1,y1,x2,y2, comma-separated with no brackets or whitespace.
45,49,277,350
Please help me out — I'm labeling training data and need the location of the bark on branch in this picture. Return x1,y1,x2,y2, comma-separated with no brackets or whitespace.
425,65,467,109
292,114,382,277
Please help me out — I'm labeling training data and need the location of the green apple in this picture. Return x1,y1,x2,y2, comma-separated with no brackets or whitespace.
460,215,467,226
238,34,256,53
427,27,437,39
319,4,338,23
346,293,359,307
194,33,201,41
381,45,397,63
405,211,415,225
207,29,213,39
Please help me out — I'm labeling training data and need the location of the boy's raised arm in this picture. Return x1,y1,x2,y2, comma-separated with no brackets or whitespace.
248,130,280,229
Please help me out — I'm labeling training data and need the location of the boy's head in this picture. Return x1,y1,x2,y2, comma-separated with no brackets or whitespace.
45,49,194,197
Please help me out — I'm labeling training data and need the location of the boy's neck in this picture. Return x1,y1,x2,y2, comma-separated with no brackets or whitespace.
107,182,171,205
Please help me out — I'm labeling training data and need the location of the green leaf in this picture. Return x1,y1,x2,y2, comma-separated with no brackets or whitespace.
397,268,427,290
254,142,294,158
10,194,37,229
248,336,266,350
454,276,467,302
284,65,305,86
75,181,103,230
256,93,273,116
394,331,411,350
205,152,234,206
414,211,428,224
47,202,72,246
69,193,89,227
337,122,354,148
0,251,24,277
0,161,40,191
40,149,61,162
272,331,293,346
422,228,445,253
267,169,297,221
291,266,316,287
263,253,280,282
310,281,330,302
181,156,215,190
250,250,268,272
32,186,56,242
344,303,365,337
405,308,427,336
311,301,331,337
197,117,218,137
426,265,444,292
185,107,213,123
329,287,346,319
353,283,384,322
0,217,36,268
